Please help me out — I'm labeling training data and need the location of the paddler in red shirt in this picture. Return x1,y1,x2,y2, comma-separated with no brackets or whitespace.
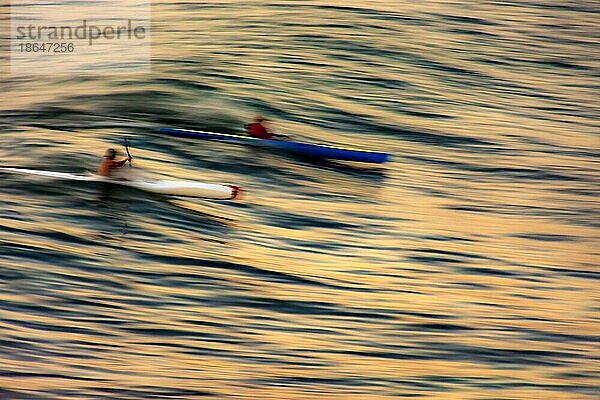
97,148,131,177
245,116,273,139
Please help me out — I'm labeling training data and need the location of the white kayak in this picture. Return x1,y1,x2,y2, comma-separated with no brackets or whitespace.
0,167,241,200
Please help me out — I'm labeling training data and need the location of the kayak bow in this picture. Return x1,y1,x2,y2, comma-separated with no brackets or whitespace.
160,128,391,164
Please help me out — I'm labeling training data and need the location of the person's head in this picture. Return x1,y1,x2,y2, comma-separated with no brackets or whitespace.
104,148,117,160
254,115,268,123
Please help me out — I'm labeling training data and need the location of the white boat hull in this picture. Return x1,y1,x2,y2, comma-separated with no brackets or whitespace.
0,168,241,200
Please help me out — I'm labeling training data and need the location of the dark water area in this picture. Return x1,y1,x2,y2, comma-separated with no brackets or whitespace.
1,1,598,399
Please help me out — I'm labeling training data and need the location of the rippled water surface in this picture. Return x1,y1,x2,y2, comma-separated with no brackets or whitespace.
1,1,599,399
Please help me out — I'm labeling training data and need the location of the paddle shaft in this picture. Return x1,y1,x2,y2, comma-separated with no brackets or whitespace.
124,138,132,166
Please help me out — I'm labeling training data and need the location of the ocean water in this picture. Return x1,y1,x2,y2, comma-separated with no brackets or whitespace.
0,1,598,399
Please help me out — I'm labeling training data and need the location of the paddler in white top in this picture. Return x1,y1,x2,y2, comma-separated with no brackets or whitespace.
97,148,131,177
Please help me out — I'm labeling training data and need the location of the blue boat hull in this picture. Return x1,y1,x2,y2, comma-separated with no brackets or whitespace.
160,128,391,164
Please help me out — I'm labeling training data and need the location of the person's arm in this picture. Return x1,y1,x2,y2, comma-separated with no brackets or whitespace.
274,133,290,140
110,158,131,169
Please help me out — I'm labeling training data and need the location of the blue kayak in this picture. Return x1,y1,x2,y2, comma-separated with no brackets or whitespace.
160,128,391,164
